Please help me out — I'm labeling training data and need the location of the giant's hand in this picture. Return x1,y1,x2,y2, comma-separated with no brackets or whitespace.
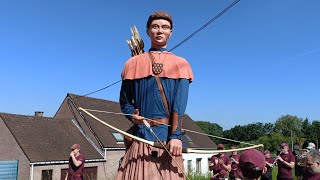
132,109,145,125
168,139,182,156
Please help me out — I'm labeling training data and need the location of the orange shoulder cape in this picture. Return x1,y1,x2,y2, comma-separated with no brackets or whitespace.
121,52,194,81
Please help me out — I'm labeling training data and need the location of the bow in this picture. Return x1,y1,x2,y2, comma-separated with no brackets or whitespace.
141,119,190,180
78,107,263,154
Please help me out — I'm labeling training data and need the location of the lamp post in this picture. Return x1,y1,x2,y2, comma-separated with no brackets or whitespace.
290,130,293,151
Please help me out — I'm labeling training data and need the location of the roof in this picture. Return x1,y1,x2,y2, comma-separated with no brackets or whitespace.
67,93,132,148
182,114,217,148
0,113,103,163
66,93,217,149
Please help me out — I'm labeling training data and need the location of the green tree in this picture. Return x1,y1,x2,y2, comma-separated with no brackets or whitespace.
196,122,261,147
274,115,303,137
263,123,274,135
195,121,223,143
222,125,246,145
222,123,271,147
308,121,320,147
302,117,310,136
258,132,289,153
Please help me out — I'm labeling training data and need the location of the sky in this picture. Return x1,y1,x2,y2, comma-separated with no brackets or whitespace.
1,0,319,130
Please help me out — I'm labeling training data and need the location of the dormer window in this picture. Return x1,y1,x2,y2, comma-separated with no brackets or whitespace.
112,132,124,144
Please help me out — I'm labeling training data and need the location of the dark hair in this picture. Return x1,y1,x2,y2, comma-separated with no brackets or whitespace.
146,10,173,29
239,162,263,179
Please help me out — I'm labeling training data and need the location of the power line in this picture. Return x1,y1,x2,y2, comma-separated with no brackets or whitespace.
169,0,240,52
72,80,122,99
78,0,240,98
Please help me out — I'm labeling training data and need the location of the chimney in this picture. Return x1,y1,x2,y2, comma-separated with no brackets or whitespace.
35,111,44,117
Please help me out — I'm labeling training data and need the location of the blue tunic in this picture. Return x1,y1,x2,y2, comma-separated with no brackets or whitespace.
120,53,191,142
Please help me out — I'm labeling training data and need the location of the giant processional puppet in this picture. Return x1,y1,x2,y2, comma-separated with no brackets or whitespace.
79,23,264,154
77,0,268,178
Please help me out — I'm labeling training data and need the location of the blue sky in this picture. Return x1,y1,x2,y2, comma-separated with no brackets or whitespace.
1,0,319,130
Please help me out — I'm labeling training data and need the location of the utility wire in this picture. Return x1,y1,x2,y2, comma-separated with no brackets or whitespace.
73,80,122,99
77,0,240,98
169,0,240,52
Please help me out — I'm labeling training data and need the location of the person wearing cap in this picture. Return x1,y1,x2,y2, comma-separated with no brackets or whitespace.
229,146,242,180
292,144,305,180
239,149,267,180
261,150,274,180
307,142,318,153
209,144,231,180
65,144,85,180
304,151,320,180
301,142,319,180
276,143,295,180
117,10,193,180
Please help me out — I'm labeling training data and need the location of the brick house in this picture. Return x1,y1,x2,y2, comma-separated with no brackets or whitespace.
55,93,132,179
56,93,218,176
0,112,106,180
0,93,218,179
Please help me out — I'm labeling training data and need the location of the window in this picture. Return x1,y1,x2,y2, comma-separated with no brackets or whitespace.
61,167,97,180
0,160,18,180
196,158,202,174
41,169,52,180
112,132,124,144
83,166,97,180
187,160,192,173
60,169,67,180
208,158,211,171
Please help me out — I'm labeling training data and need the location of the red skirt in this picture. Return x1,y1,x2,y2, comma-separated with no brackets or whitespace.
116,141,185,180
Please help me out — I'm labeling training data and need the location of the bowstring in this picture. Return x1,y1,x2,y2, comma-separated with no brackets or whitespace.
82,108,256,146
75,0,241,98
142,120,190,180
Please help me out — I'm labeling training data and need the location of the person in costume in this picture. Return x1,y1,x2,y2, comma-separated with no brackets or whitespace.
261,150,274,180
239,149,267,180
276,143,295,180
229,146,242,180
65,144,85,180
292,144,304,180
117,10,193,180
209,144,231,180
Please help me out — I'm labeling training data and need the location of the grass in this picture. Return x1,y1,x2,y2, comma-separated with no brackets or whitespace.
272,166,298,180
187,166,299,180
187,172,211,180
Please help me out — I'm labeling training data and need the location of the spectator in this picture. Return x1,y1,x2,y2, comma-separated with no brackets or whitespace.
276,143,295,180
229,146,242,180
293,144,304,180
209,144,231,180
302,143,319,180
261,150,274,180
239,149,266,180
305,151,320,180
307,142,318,153
65,144,85,180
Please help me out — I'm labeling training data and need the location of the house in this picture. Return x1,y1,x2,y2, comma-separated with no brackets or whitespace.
0,93,218,179
55,93,218,176
0,112,106,180
180,114,218,175
55,93,132,179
